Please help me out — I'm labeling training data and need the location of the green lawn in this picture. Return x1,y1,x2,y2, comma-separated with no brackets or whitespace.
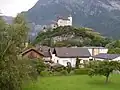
23,74,120,90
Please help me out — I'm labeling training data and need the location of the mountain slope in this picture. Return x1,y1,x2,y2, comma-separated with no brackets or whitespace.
25,0,120,38
2,16,13,24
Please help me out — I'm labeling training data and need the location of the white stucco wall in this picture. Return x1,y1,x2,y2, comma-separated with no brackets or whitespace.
88,48,108,56
57,58,76,67
43,57,51,61
79,58,90,63
68,16,72,26
52,54,90,67
57,17,72,27
51,54,76,67
113,56,120,61
94,58,105,61
99,49,108,54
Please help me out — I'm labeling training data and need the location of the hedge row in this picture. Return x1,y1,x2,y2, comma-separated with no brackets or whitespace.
40,70,68,77
40,68,90,77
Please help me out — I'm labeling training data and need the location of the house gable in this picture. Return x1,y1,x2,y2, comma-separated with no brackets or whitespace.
21,48,44,59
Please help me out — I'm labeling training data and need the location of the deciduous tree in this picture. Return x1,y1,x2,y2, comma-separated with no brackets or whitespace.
0,14,36,90
88,61,120,83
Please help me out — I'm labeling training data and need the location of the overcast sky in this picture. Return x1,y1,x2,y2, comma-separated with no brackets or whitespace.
0,0,39,17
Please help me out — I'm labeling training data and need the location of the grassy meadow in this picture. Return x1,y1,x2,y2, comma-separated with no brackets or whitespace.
23,74,120,90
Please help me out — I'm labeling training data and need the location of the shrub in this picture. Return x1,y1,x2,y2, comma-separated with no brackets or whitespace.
40,71,50,77
51,64,65,72
53,72,62,76
60,70,68,76
74,68,90,75
75,57,81,69
32,59,47,74
66,62,72,73
69,71,75,75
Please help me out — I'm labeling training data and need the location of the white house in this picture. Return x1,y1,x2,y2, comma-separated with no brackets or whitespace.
82,47,108,56
57,15,72,27
51,47,91,67
93,53,120,61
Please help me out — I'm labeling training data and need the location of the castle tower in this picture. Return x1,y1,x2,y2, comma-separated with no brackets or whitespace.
68,15,72,26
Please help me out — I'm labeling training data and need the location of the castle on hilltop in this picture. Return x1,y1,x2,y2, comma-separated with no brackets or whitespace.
50,15,73,29
57,15,72,27
43,15,73,31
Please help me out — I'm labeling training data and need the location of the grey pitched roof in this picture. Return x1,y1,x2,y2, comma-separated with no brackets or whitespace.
58,17,70,21
93,53,120,60
36,46,50,52
35,46,54,57
54,47,91,58
36,46,54,52
43,51,51,57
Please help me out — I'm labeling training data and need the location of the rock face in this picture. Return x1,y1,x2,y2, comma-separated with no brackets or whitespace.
25,0,120,38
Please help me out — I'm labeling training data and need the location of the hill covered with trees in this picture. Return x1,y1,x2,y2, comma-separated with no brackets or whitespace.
34,26,111,47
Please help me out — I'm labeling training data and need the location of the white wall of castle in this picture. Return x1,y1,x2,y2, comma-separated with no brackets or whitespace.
57,16,72,27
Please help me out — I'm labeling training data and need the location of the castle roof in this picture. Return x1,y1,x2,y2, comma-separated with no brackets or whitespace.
58,17,70,21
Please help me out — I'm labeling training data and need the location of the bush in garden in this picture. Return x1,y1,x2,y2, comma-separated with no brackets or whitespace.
75,57,81,69
74,68,89,75
66,62,72,73
51,64,65,72
40,71,50,77
60,70,68,76
31,58,47,74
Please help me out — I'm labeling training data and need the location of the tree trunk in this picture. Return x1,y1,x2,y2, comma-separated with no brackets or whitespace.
105,76,109,83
